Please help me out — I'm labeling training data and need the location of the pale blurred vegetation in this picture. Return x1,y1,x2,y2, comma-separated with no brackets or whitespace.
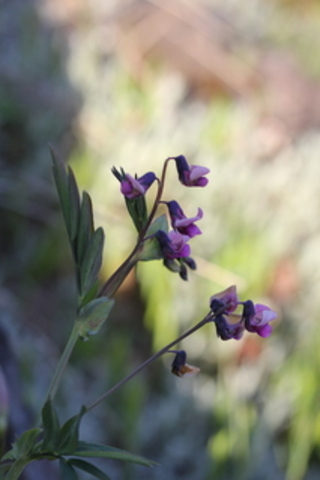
1,0,320,479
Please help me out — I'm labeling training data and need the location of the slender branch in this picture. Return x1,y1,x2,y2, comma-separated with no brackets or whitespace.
85,312,213,413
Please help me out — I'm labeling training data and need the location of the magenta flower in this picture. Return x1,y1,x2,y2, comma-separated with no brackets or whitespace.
155,230,191,260
120,172,156,199
210,285,239,315
214,315,245,341
165,200,203,237
242,300,277,337
174,155,210,187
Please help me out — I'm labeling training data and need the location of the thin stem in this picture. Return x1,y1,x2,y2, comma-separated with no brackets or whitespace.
35,323,79,425
85,312,212,413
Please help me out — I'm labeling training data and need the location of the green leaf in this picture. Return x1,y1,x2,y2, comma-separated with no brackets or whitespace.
76,191,94,265
69,459,111,480
60,458,78,480
147,214,169,236
41,399,60,451
67,167,81,242
58,407,86,455
77,297,115,340
138,215,169,261
78,281,99,309
73,442,156,467
13,428,42,458
80,227,104,297
51,147,70,234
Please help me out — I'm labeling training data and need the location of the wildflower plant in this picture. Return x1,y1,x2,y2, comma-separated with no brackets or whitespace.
0,150,277,480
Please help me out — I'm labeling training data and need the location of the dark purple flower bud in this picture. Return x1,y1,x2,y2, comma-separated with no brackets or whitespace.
174,155,210,187
120,172,156,199
242,300,276,338
210,286,239,314
155,230,191,260
169,350,200,377
214,315,244,341
165,200,203,237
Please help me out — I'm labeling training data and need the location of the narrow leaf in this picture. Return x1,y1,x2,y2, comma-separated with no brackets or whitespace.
76,191,94,265
14,428,42,457
77,297,115,340
147,214,169,236
58,407,86,455
80,227,104,297
60,458,78,480
41,399,60,451
51,147,71,235
67,167,81,242
69,459,111,480
74,442,156,467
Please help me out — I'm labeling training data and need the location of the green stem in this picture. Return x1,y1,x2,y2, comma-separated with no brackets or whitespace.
5,458,34,480
85,313,212,413
35,323,79,425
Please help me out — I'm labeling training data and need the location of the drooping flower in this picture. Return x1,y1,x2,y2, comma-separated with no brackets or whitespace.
174,155,210,187
120,172,156,199
164,200,203,237
169,350,200,377
214,314,245,341
210,285,239,315
155,230,191,260
242,300,277,337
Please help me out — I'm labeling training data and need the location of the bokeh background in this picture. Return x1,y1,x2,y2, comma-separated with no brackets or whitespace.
1,0,320,479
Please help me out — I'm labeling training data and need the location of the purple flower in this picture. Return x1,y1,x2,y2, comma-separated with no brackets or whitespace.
210,286,239,315
120,172,156,199
164,200,203,237
169,350,200,377
242,300,277,337
214,315,244,341
155,230,191,260
174,155,210,187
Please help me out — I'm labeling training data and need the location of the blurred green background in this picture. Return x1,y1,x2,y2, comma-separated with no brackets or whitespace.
1,0,320,479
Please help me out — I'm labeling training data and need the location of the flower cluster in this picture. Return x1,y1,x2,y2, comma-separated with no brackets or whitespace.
113,155,210,280
210,286,277,340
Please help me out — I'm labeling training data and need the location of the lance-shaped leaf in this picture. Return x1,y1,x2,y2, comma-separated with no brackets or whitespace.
13,428,42,458
58,406,86,455
51,147,70,229
138,214,169,261
77,297,115,340
60,458,78,480
41,399,60,452
76,191,94,265
73,442,156,467
68,459,111,480
67,167,81,241
80,227,104,298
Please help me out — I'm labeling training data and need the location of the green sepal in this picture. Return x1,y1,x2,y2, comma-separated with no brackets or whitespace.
41,399,61,452
125,196,148,233
73,441,156,467
60,458,78,480
80,227,104,298
57,406,86,455
76,191,94,265
138,214,169,261
68,459,111,480
76,297,115,340
11,428,42,458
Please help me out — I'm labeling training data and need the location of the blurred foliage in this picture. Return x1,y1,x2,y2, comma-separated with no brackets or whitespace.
1,0,320,479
